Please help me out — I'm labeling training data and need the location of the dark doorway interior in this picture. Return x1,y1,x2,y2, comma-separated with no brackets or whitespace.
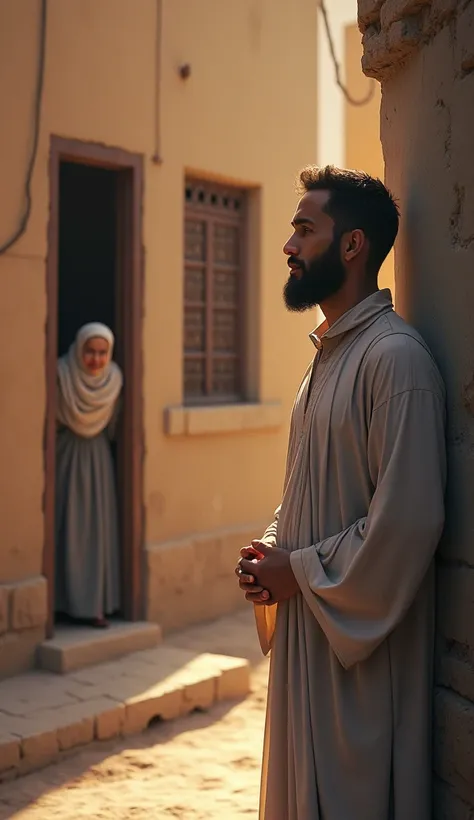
45,137,144,638
56,160,122,622
58,162,117,356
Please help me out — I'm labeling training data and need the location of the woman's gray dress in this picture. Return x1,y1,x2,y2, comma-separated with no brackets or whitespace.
55,421,121,619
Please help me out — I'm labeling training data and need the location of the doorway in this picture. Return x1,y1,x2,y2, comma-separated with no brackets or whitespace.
44,137,144,638
57,163,116,356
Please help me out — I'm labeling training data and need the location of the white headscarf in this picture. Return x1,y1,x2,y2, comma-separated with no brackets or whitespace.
57,323,123,438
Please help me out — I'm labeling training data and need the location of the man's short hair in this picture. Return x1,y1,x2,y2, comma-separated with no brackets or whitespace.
298,165,400,276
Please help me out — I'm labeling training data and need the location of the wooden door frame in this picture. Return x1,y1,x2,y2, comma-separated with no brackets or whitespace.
44,136,144,638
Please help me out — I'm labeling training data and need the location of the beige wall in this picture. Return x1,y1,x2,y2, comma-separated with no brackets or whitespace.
0,1,317,613
146,0,317,545
344,23,394,296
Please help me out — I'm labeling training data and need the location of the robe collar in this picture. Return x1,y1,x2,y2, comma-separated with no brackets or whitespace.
309,288,394,352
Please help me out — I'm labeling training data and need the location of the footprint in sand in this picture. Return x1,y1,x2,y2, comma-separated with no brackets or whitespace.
232,756,257,769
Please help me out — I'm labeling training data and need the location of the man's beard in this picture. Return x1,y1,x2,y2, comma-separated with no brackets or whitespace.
283,240,347,312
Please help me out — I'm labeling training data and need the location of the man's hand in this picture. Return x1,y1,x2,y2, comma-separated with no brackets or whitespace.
236,541,299,605
235,541,271,605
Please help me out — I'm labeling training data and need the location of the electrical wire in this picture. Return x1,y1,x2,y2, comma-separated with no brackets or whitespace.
151,0,163,164
319,0,376,107
0,0,47,255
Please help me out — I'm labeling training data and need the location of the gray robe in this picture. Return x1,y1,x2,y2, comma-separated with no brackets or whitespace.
55,410,121,619
255,290,446,820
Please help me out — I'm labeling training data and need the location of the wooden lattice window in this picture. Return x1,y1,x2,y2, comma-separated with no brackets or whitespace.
183,179,245,404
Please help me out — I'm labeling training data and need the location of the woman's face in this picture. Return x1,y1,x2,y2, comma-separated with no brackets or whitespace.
82,336,110,375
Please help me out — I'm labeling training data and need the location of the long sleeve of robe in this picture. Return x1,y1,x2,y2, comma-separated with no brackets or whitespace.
255,290,446,820
290,386,445,670
259,505,280,548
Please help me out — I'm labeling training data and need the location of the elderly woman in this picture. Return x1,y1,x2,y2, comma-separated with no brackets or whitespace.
55,323,123,628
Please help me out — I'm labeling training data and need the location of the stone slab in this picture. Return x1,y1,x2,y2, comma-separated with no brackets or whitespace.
0,640,250,782
0,627,45,680
0,735,20,774
214,655,251,701
95,702,126,740
37,620,162,674
0,669,81,716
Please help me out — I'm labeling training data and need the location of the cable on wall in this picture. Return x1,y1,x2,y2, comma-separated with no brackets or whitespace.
0,0,47,256
151,0,163,165
319,0,376,108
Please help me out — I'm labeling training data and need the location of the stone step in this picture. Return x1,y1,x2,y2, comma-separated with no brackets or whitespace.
0,643,250,782
37,621,162,674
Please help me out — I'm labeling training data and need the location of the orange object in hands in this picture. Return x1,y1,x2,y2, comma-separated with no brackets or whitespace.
247,544,264,561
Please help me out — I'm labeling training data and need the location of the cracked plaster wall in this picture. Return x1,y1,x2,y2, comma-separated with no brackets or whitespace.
358,0,474,816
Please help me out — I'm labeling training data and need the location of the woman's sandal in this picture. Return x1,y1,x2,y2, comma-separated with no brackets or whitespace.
91,616,109,629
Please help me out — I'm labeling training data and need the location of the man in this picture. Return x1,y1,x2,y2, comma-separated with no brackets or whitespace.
236,166,446,820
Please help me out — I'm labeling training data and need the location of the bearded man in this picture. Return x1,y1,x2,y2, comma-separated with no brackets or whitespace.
236,166,446,820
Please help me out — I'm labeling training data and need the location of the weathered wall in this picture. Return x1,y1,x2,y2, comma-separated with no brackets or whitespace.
0,0,318,670
358,0,474,815
344,22,394,295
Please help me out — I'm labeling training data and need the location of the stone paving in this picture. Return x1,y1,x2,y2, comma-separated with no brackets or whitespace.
0,610,268,819
0,625,250,782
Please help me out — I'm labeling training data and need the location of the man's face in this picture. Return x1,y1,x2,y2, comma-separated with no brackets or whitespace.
283,190,346,312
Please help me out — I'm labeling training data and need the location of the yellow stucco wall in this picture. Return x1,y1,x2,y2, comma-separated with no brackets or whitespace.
344,23,394,295
0,0,318,590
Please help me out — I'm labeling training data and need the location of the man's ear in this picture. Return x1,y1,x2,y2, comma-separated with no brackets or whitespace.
342,229,365,263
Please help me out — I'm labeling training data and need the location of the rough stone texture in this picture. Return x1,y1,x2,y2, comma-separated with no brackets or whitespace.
437,645,474,705
358,0,462,80
438,566,474,649
435,688,474,808
358,0,474,813
145,522,266,632
380,0,431,31
435,779,474,820
457,3,474,74
358,0,386,28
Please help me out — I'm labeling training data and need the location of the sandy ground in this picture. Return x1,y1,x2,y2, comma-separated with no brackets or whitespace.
0,610,269,820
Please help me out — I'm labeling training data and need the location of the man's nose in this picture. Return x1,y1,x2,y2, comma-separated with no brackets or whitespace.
283,238,298,256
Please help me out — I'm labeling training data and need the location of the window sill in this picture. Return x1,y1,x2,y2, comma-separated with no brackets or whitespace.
164,401,283,437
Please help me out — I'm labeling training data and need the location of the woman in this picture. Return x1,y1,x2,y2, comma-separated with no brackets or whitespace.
55,322,123,628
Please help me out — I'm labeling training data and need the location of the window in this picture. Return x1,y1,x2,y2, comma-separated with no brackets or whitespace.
184,179,246,404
